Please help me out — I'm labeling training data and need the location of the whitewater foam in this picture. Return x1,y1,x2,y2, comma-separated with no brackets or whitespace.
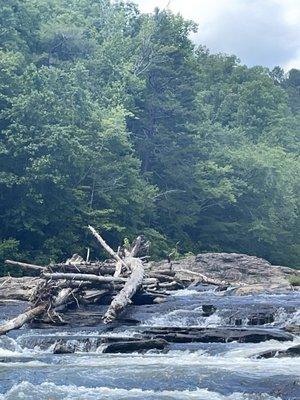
0,382,283,400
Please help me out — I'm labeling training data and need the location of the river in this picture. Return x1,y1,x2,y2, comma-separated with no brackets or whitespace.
0,286,299,399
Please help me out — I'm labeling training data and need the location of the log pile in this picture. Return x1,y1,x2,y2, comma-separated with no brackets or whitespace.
0,226,231,336
0,226,189,336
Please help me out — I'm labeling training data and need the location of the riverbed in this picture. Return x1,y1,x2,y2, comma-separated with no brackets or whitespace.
0,286,299,399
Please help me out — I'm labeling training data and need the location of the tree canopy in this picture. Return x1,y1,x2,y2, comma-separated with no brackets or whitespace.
0,0,299,273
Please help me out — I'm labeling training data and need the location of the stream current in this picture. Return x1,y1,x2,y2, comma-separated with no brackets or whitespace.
0,286,299,399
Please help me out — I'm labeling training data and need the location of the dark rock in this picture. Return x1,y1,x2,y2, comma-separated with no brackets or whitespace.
132,292,160,305
230,311,275,326
102,339,168,353
255,344,300,359
202,305,217,317
248,312,274,325
142,327,294,344
53,341,75,354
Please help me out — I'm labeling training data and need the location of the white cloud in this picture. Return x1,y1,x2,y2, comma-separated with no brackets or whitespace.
132,0,300,70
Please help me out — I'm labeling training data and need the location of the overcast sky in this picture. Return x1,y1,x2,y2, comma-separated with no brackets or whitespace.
133,0,300,70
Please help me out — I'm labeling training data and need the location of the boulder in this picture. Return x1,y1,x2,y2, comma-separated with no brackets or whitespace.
102,339,168,353
284,324,300,334
148,253,299,293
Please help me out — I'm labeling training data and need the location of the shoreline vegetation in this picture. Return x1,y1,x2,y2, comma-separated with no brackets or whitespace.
0,0,300,276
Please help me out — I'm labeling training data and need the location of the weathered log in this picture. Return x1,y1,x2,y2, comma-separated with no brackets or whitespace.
54,273,158,289
43,272,127,284
175,269,227,286
149,273,179,283
49,263,116,275
113,259,123,278
82,289,109,303
53,288,74,308
0,304,46,336
148,269,175,277
0,277,42,301
103,256,145,323
158,281,184,290
89,232,146,324
88,226,128,271
59,280,124,291
5,259,46,273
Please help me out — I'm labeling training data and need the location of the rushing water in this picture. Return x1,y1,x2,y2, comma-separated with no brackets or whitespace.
0,287,299,399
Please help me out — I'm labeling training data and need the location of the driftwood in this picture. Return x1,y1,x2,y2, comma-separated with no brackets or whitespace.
0,226,231,335
175,269,227,286
5,259,46,273
88,228,146,324
49,263,116,275
0,304,46,336
88,226,128,271
104,255,144,324
43,272,127,284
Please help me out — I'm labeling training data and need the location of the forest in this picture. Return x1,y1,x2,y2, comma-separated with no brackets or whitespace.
0,0,299,274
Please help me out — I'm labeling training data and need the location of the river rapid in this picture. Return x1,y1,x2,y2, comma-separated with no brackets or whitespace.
0,286,299,399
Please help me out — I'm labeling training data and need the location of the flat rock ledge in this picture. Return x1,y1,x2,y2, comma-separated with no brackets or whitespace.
149,252,299,294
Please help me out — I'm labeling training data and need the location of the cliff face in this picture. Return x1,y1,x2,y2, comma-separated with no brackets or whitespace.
149,253,300,294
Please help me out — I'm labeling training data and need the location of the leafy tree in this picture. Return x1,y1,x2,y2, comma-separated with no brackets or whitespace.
0,1,299,273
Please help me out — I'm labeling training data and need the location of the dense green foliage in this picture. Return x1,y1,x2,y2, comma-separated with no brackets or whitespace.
0,0,299,274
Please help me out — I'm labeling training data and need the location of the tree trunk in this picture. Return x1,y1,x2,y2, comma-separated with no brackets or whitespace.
103,255,145,324
0,304,46,336
5,259,46,273
43,272,127,284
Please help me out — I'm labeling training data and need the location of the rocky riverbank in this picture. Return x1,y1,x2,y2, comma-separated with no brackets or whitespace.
149,252,300,295
1,253,299,302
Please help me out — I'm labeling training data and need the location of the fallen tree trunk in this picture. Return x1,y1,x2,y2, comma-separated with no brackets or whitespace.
43,272,127,284
49,263,116,275
88,226,128,272
176,269,227,286
88,228,146,324
103,256,145,324
53,288,74,308
5,259,46,274
0,304,46,336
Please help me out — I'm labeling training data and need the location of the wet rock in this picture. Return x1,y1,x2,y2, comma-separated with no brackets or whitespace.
285,324,300,334
132,292,161,305
202,305,217,317
53,341,75,354
142,327,294,343
255,344,300,359
231,311,275,326
102,339,168,353
52,309,140,327
249,312,274,325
